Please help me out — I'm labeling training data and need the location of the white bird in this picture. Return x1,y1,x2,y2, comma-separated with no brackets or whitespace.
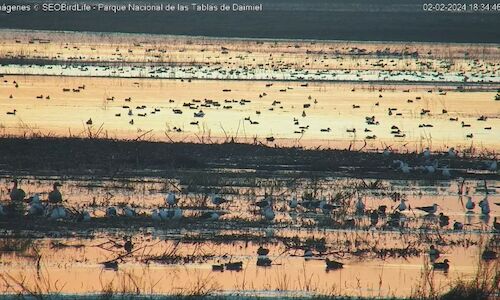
397,199,407,211
355,197,365,214
172,207,182,220
165,192,177,207
448,147,456,158
465,196,475,210
50,206,66,220
151,209,161,221
262,206,275,221
479,198,490,215
123,206,136,217
159,208,169,221
82,211,91,221
106,207,117,217
28,193,45,216
289,197,298,209
423,148,431,159
488,161,497,171
442,166,451,177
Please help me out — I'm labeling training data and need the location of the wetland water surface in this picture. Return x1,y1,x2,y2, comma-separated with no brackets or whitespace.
0,175,498,298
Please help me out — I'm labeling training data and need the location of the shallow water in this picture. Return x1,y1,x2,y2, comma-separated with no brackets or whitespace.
0,75,499,151
0,175,498,297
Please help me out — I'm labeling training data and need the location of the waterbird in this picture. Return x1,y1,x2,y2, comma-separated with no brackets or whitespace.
165,192,177,207
151,209,161,221
303,248,313,258
397,199,407,211
225,261,243,271
442,166,451,177
77,210,91,222
256,257,272,267
211,193,229,206
482,249,497,261
439,213,450,227
48,182,63,203
478,198,490,215
106,207,117,217
9,179,26,202
423,148,431,159
453,221,464,230
429,245,440,262
6,109,16,115
123,206,136,217
325,258,344,270
86,118,92,125
415,203,438,214
433,259,450,271
494,217,500,231
448,147,456,158
28,193,44,216
257,246,270,256
370,210,379,226
49,206,67,220
124,239,133,253
355,197,365,214
465,196,475,210
262,206,275,221
201,211,223,221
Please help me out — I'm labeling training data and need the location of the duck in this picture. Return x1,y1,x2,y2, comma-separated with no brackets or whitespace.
48,182,63,203
303,248,313,258
256,257,272,267
9,179,26,202
211,193,229,206
415,203,438,214
433,259,450,271
482,249,497,261
106,207,117,217
429,245,440,262
465,196,475,211
212,264,224,272
124,239,133,253
257,246,270,256
439,213,450,227
478,198,490,215
325,258,344,270
453,221,464,230
225,261,243,271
